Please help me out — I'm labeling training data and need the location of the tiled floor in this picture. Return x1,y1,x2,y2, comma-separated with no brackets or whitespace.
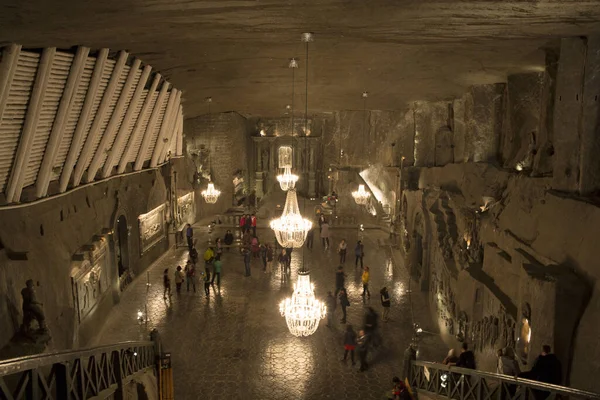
94,223,446,399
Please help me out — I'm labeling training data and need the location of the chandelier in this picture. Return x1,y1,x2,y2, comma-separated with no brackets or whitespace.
270,189,312,247
279,271,326,337
277,167,298,191
201,182,220,204
352,184,371,205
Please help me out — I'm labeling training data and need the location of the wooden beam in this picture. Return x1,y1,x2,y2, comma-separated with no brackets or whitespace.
5,48,56,203
60,48,109,193
133,81,170,171
151,89,180,167
85,58,142,183
72,50,128,187
176,104,184,156
102,64,152,178
0,44,22,127
117,73,161,174
35,46,90,198
159,101,183,164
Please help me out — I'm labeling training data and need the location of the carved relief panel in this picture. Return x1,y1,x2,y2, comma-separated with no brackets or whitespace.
138,204,166,254
176,192,195,228
70,236,110,322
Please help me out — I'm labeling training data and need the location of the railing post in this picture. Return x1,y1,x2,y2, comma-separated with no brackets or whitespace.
26,368,39,399
112,350,124,400
55,362,72,400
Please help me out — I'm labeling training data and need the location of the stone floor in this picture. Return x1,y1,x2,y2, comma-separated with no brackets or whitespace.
94,223,446,400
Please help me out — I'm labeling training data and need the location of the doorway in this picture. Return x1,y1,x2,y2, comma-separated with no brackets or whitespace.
116,215,130,280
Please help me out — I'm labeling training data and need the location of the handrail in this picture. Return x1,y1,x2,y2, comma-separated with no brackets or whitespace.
411,360,600,400
0,341,153,374
0,340,157,400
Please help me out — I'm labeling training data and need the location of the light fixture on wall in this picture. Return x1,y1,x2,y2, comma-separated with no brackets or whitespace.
276,58,300,191
201,97,221,204
278,32,325,338
352,184,370,205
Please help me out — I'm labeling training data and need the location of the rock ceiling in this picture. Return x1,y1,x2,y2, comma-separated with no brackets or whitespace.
1,0,600,118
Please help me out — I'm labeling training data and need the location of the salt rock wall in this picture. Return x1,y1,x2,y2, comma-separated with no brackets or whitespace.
184,112,250,211
0,163,189,354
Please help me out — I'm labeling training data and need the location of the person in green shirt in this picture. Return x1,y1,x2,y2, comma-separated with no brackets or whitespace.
211,254,222,287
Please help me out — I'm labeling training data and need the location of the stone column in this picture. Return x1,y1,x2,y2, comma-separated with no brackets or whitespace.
255,142,264,200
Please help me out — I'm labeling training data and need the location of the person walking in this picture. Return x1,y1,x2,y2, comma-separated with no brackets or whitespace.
355,240,364,268
174,266,185,295
224,230,234,251
204,269,211,297
251,236,260,259
185,223,194,251
321,220,330,248
265,244,274,273
260,244,268,271
318,214,325,234
278,249,290,275
185,261,196,292
338,239,347,264
326,291,336,327
357,329,369,372
189,246,199,265
243,248,252,277
522,345,562,385
335,266,345,297
251,214,257,236
339,288,350,323
239,215,246,234
306,227,314,249
244,214,252,234
342,324,357,365
215,238,223,258
163,268,171,298
380,286,391,322
285,247,293,271
203,247,215,276
211,254,222,287
361,266,371,299
449,342,476,369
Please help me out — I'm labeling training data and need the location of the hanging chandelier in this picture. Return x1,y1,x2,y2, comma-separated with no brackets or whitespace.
352,184,371,205
277,167,299,191
279,271,326,337
202,182,221,204
202,97,220,203
270,189,312,247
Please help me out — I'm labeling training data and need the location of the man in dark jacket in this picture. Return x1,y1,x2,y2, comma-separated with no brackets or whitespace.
526,345,562,385
335,266,345,297
325,291,336,327
339,288,350,323
454,342,476,369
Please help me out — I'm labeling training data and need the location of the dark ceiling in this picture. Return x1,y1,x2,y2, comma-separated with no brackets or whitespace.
1,0,600,118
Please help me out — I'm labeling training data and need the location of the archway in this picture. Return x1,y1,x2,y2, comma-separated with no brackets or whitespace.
115,215,130,280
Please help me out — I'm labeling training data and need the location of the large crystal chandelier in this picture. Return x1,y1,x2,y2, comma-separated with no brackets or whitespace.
352,184,370,205
270,189,312,247
279,271,326,337
201,182,220,204
277,167,298,191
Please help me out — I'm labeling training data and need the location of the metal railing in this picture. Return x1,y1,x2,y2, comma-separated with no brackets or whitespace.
0,341,156,400
410,361,600,400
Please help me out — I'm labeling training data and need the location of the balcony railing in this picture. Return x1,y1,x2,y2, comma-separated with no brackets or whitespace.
0,341,156,400
410,361,600,400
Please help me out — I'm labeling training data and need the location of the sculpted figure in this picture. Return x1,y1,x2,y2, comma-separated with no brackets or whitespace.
21,279,47,333
491,317,499,346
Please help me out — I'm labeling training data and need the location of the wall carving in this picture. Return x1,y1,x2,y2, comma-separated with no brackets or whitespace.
176,192,195,229
138,204,166,254
70,236,110,323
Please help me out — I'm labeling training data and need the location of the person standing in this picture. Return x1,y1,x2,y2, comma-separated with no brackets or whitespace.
251,236,260,258
451,342,476,369
211,254,222,287
203,247,215,276
251,214,257,236
339,288,350,324
361,266,371,299
380,286,391,322
357,329,369,372
321,220,330,248
335,266,345,297
278,249,289,275
338,239,347,264
163,269,171,298
224,230,234,251
318,214,325,234
285,247,293,271
243,248,252,277
342,324,357,365
239,215,246,234
215,238,223,258
204,269,211,297
266,244,274,273
174,266,185,295
524,345,562,384
244,214,252,234
306,227,314,249
326,291,336,327
355,240,364,268
185,224,194,251
185,261,196,293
